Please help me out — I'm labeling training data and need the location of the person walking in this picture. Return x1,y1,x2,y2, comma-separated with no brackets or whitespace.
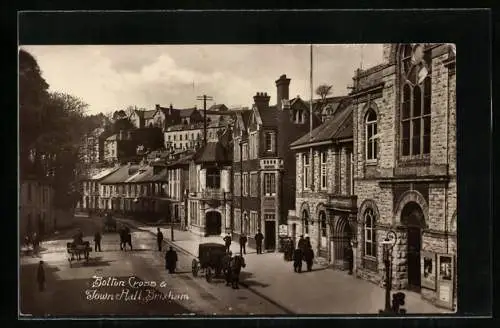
222,251,233,286
239,233,247,255
93,231,102,252
156,228,164,251
304,245,314,271
223,233,232,253
293,247,303,273
37,260,45,292
297,235,306,252
254,230,264,254
165,247,178,274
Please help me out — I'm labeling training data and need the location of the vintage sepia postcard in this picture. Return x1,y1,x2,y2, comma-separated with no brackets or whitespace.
19,42,457,317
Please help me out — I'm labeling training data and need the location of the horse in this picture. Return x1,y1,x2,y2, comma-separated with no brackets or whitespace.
230,255,246,289
67,241,90,261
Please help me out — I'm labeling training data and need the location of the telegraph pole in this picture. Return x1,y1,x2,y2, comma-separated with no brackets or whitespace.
196,94,213,145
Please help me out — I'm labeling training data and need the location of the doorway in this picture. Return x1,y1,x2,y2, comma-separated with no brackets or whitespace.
332,216,352,269
407,226,422,291
265,221,276,250
205,211,222,236
401,201,425,291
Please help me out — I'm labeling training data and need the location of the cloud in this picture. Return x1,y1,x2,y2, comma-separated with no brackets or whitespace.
21,44,383,114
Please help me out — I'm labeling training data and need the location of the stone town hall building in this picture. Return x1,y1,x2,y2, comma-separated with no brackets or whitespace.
351,43,456,309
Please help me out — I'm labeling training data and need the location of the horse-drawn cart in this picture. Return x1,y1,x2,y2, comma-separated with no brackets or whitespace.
67,241,92,267
191,243,227,282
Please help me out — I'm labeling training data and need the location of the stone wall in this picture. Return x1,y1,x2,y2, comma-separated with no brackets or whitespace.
353,44,457,310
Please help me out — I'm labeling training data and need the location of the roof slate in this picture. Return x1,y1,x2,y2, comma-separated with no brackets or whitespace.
290,105,354,148
143,110,156,120
179,108,197,117
100,165,140,184
194,141,230,163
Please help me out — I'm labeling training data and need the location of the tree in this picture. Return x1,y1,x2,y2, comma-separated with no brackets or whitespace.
315,84,333,114
19,49,50,172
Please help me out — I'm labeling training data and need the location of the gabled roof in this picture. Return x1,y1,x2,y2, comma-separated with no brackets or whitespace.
100,165,140,184
256,105,278,126
290,104,354,149
90,166,120,181
193,141,230,164
126,166,154,183
167,152,195,168
179,108,197,117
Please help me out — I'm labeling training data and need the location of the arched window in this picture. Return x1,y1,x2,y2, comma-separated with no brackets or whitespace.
302,209,309,234
364,208,377,257
400,44,432,157
365,109,378,160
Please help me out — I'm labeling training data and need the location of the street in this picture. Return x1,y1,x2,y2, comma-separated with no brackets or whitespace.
19,216,288,317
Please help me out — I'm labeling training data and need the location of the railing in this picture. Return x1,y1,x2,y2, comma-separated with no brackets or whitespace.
200,189,231,200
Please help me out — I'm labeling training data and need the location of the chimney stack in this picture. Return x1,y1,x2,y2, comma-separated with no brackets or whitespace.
253,92,271,110
155,104,160,110
275,74,291,110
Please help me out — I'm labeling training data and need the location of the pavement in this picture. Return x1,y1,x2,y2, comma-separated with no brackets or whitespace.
113,216,452,315
19,215,289,317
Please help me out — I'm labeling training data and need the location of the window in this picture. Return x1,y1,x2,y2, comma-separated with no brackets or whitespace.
295,110,304,124
303,153,310,189
250,172,258,197
250,211,258,235
242,143,249,161
243,173,249,196
180,134,183,141
364,208,377,257
365,109,378,160
263,173,276,196
234,173,241,196
173,135,177,141
234,208,241,232
302,210,309,234
321,151,328,190
265,131,275,152
400,44,431,157
206,168,221,189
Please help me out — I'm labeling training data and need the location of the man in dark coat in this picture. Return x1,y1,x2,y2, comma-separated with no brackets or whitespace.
222,251,233,286
304,245,314,271
293,248,303,273
37,260,45,291
223,233,232,253
165,246,178,274
156,228,164,251
239,233,247,255
93,231,102,252
254,230,264,254
297,235,306,252
344,243,354,275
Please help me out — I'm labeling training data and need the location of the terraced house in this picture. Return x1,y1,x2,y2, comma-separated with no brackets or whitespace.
288,97,355,267
351,43,456,310
232,74,321,251
99,161,169,220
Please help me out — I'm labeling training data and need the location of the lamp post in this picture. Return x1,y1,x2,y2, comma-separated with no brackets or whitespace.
380,230,397,314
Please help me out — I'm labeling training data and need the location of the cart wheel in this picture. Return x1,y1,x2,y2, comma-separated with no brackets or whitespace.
192,259,199,277
206,267,213,282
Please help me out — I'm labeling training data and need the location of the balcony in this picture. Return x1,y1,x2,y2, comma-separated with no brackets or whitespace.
326,194,357,212
197,188,231,201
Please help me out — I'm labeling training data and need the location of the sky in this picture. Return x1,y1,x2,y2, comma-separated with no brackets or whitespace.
21,44,384,115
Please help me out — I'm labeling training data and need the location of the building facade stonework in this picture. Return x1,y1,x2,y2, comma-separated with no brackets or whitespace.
352,43,456,310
